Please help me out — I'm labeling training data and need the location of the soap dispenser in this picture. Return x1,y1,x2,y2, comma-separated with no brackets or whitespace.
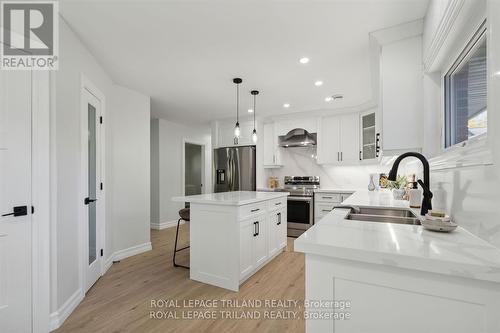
409,176,422,208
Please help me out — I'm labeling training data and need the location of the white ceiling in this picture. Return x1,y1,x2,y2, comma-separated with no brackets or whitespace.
60,0,429,125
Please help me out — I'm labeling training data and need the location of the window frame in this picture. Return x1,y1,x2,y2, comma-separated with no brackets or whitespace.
443,21,487,150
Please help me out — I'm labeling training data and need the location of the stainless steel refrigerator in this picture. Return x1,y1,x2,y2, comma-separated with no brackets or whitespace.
214,146,256,192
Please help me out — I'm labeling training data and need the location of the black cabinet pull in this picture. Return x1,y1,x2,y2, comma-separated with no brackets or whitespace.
2,205,28,217
253,221,258,237
251,208,260,212
274,202,281,206
376,133,380,157
84,197,97,205
359,150,362,161
277,212,281,225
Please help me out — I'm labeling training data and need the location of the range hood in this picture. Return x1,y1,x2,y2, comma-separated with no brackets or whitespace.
278,128,317,148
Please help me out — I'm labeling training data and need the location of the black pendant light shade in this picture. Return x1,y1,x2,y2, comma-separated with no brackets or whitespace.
233,78,242,139
251,90,259,143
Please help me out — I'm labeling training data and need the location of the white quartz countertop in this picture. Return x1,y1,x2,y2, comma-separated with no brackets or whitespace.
295,190,500,283
172,191,289,206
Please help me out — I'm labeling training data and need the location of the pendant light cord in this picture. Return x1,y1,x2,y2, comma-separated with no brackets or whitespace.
236,83,239,123
253,94,256,128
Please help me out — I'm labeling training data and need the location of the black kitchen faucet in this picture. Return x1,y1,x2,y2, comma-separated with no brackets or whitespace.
388,152,433,216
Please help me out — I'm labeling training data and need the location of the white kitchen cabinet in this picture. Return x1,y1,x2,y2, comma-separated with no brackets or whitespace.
317,114,359,165
263,122,282,167
268,208,287,257
239,212,268,279
314,191,353,223
316,116,340,165
339,114,360,163
239,217,257,278
380,35,423,155
359,110,379,161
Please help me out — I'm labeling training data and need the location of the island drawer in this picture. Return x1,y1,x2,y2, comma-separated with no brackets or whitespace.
268,197,286,211
239,202,267,219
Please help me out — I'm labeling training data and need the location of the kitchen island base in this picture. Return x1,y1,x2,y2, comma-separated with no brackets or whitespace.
173,191,289,292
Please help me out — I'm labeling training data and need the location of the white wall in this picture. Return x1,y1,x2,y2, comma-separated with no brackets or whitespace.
150,118,212,225
110,86,151,252
52,18,151,318
416,0,500,248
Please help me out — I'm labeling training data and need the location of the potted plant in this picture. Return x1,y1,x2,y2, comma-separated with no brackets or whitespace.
387,175,407,200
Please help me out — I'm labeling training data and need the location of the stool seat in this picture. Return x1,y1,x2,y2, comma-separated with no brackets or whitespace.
179,208,190,221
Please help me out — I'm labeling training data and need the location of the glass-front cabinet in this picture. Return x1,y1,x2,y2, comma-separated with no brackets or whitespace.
360,111,377,161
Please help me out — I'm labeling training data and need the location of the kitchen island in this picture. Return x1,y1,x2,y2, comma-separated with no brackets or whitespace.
295,190,500,333
172,191,289,291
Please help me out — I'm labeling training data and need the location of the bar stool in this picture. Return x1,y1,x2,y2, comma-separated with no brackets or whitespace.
173,208,190,269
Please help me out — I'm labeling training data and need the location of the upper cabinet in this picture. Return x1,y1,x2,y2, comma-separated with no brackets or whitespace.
360,110,379,161
380,36,423,155
317,113,359,165
263,122,282,168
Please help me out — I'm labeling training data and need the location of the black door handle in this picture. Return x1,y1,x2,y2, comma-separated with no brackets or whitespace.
253,221,258,237
84,197,97,205
2,205,28,217
277,212,281,225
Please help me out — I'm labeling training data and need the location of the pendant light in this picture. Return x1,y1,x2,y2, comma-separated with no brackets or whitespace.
251,90,259,143
233,78,242,139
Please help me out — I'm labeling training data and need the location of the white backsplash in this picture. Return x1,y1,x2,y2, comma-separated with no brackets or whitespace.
265,147,390,189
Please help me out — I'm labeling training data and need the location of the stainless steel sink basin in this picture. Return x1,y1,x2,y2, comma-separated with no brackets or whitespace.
345,207,421,225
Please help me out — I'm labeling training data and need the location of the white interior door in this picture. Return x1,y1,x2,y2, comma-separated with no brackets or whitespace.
82,88,102,292
0,70,33,332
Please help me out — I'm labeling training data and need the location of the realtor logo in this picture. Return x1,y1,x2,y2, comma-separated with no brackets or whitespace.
1,1,59,70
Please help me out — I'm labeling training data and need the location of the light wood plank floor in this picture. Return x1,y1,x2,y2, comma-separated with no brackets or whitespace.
55,226,305,333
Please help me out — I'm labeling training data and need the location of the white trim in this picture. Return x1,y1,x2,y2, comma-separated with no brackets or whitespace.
31,71,51,333
423,0,466,71
151,219,184,230
79,74,107,294
113,242,152,261
49,289,84,332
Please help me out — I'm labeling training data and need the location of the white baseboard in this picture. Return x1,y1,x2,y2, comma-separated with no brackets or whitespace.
150,219,182,230
49,289,84,331
113,242,152,261
103,254,114,273
49,242,152,331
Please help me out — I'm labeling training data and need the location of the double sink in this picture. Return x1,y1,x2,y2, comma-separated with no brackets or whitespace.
345,207,421,225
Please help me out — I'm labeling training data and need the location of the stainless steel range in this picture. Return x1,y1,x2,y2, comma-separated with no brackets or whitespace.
283,176,320,237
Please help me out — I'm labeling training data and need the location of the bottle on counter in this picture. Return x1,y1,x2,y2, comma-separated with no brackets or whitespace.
409,178,422,208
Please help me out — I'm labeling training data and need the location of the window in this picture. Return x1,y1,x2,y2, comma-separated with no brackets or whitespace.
444,24,487,148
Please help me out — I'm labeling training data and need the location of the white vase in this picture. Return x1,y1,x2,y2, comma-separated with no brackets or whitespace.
392,189,405,200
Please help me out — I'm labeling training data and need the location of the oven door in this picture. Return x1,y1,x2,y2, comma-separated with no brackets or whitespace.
287,196,313,230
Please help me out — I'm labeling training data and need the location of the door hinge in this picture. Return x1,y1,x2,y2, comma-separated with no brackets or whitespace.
100,249,103,257
99,116,103,124
100,182,103,190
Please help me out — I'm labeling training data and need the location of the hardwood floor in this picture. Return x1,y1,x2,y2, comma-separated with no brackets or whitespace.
55,226,305,333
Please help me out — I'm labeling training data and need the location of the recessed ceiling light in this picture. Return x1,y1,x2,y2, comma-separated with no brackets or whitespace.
283,103,290,108
299,57,309,64
314,80,323,86
248,109,253,113
495,71,500,76
325,96,333,102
